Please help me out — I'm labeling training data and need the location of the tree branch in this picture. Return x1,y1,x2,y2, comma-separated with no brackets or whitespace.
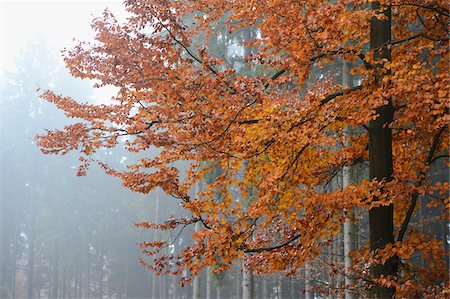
397,125,447,242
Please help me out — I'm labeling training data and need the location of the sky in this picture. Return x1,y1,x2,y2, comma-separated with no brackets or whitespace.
1,0,128,101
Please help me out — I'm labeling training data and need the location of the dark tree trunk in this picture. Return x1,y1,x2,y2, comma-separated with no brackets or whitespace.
368,3,397,298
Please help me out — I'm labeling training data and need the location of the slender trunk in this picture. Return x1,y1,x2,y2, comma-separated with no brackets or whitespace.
74,267,78,299
11,215,19,299
192,182,201,299
242,263,253,299
76,263,82,299
206,268,211,299
304,263,313,299
152,189,160,299
369,3,397,298
161,273,167,299
99,215,105,299
289,276,296,299
84,228,90,299
235,262,241,299
61,275,66,299
51,240,59,299
262,275,268,299
216,285,221,299
342,60,354,299
277,275,282,299
27,184,36,299
125,253,129,298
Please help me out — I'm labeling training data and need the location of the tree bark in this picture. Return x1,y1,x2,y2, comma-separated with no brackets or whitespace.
305,263,313,299
342,60,354,299
206,268,212,299
242,262,254,299
368,3,397,298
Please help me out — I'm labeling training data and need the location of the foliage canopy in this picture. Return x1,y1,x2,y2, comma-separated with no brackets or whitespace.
37,1,449,297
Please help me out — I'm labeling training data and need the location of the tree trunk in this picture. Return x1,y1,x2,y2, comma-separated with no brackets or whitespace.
62,275,66,299
289,276,296,299
206,268,212,299
242,263,254,299
304,263,313,299
125,253,129,298
368,3,397,298
151,189,160,299
262,275,268,299
27,184,36,299
342,60,354,299
98,213,106,299
10,215,19,299
216,285,222,299
193,182,201,299
84,228,90,299
235,262,242,299
51,240,59,299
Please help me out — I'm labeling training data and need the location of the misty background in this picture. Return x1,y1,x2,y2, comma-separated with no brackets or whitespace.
0,1,192,298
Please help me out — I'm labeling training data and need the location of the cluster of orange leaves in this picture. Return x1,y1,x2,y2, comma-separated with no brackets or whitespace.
37,0,449,296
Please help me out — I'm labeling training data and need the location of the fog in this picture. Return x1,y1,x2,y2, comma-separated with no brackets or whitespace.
0,1,196,298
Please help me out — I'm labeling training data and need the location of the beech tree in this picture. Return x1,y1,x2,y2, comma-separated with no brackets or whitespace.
37,1,449,298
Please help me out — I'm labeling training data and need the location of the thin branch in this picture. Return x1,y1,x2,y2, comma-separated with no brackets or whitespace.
245,233,302,253
397,125,447,242
319,85,363,106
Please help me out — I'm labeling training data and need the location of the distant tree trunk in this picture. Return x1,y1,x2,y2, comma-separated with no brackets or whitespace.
74,267,78,299
338,230,344,296
84,227,90,299
242,263,254,299
289,276,295,299
27,184,36,299
62,275,66,299
51,240,59,299
11,215,19,299
277,275,282,299
125,253,129,298
235,262,241,299
262,275,268,299
76,263,82,299
304,263,313,299
98,215,106,299
151,189,160,299
193,182,201,299
331,234,339,299
206,268,212,299
216,284,222,299
368,3,397,298
161,273,167,299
